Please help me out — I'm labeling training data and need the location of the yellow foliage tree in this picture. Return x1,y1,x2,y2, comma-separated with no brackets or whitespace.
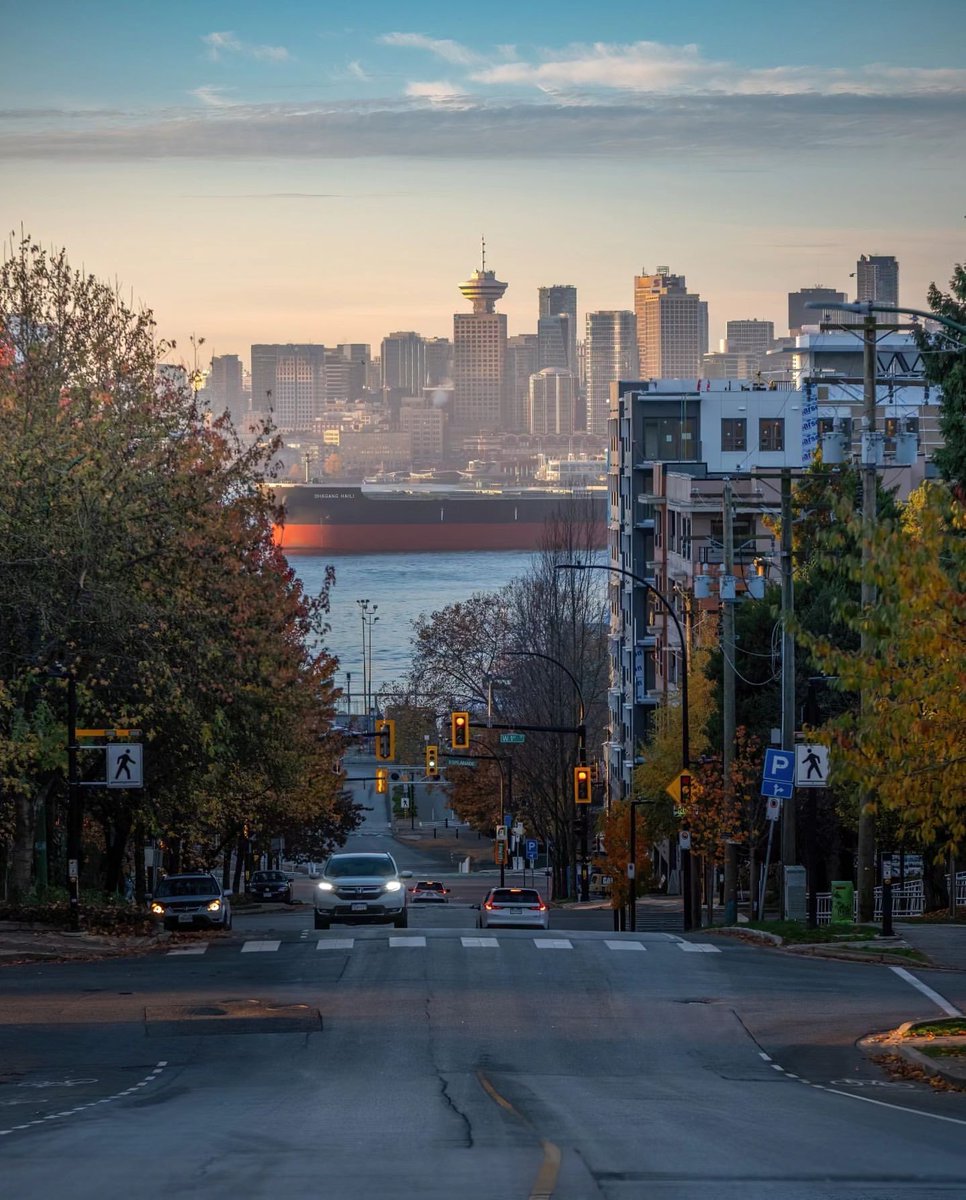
804,483,966,854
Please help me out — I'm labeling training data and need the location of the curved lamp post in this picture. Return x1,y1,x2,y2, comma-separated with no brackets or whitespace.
556,561,694,930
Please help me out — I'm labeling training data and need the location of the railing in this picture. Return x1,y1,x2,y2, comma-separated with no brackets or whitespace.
809,872,965,924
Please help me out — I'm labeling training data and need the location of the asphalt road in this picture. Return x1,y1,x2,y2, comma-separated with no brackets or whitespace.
3,787,966,1196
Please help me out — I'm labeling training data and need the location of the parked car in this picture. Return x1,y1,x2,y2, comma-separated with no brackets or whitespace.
314,852,412,929
249,869,293,904
409,880,449,903
150,873,232,931
477,886,549,930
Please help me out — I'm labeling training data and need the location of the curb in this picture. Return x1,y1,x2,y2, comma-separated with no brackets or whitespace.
860,1031,966,1088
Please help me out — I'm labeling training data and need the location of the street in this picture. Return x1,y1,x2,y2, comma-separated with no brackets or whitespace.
2,790,966,1199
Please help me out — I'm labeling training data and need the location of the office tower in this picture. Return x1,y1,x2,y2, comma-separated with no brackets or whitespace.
633,268,709,379
381,332,427,396
529,368,577,436
250,344,327,430
538,285,577,371
453,248,509,432
207,354,244,422
537,313,572,371
585,311,638,436
506,333,539,434
856,254,899,309
424,337,453,387
726,319,774,359
788,287,846,336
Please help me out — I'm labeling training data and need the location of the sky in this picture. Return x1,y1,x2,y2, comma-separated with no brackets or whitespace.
3,0,965,367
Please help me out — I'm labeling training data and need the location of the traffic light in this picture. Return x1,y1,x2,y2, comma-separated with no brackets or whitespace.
375,767,388,794
574,765,592,805
425,744,439,778
451,711,470,751
679,771,692,807
375,719,395,761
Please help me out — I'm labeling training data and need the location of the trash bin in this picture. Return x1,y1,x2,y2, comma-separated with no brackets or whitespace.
830,880,854,926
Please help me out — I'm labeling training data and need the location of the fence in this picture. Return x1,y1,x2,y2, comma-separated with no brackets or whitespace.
810,872,965,925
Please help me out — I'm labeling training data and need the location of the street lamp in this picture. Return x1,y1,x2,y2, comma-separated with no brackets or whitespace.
804,298,966,336
356,599,378,729
556,562,695,930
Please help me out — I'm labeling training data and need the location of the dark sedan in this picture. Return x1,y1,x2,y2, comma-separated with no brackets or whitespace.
150,874,232,931
249,870,294,903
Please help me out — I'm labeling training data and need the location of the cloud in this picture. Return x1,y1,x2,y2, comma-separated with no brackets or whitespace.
202,31,291,63
347,61,370,82
380,32,481,66
3,93,963,163
191,86,237,108
404,81,474,108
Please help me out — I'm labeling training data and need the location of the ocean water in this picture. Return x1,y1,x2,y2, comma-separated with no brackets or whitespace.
289,550,535,706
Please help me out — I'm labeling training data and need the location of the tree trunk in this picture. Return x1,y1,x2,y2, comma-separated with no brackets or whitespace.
134,823,147,905
101,808,132,894
923,852,949,912
232,835,246,895
10,792,37,899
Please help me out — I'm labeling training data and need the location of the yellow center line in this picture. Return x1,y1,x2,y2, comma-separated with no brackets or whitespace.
476,1069,562,1200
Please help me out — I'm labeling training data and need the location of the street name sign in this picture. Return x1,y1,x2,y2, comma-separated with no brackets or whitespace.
447,757,478,768
761,748,795,799
499,732,526,744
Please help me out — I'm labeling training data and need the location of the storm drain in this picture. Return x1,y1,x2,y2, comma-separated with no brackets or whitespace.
144,999,321,1036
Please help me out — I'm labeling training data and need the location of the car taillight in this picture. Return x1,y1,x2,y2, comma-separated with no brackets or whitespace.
536,903,547,911
484,903,494,911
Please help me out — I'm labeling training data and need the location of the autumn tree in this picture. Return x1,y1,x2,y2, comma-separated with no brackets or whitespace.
919,264,966,495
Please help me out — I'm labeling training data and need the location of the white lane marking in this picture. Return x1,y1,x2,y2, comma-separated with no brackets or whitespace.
890,966,964,1017
241,940,281,953
461,937,499,948
317,938,354,950
605,940,647,952
534,939,573,950
389,937,426,948
678,943,720,953
0,1062,168,1138
818,1087,966,1127
167,945,208,956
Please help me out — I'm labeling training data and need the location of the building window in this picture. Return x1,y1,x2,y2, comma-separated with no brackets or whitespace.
721,418,747,452
759,418,785,452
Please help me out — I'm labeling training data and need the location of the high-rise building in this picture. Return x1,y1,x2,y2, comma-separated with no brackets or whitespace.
207,354,244,422
453,249,509,433
633,268,708,379
538,285,577,372
424,337,453,387
381,332,427,396
506,333,539,434
250,344,327,430
788,287,846,336
585,311,638,436
537,314,573,372
856,254,899,311
529,368,577,436
726,319,775,358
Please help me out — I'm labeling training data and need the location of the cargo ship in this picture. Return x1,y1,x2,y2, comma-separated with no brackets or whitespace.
271,483,607,553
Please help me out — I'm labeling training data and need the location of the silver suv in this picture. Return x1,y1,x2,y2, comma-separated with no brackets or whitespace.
314,852,412,930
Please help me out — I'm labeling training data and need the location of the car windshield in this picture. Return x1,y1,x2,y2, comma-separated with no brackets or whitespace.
491,889,541,905
325,856,395,879
252,872,286,882
155,877,218,898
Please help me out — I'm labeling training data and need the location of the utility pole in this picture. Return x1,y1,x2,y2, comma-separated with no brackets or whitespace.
856,314,878,921
780,469,797,910
66,674,81,931
722,479,738,924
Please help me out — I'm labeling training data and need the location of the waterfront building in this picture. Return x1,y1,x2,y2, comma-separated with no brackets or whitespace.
529,367,577,436
506,333,539,434
381,332,427,396
250,343,327,431
633,268,709,379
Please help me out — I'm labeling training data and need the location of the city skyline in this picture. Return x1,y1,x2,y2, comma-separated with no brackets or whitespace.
3,1,964,363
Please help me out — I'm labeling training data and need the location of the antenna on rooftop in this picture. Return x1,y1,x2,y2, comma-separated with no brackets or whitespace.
481,236,486,273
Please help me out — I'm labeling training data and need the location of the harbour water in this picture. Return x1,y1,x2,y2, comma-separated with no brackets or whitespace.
289,549,535,706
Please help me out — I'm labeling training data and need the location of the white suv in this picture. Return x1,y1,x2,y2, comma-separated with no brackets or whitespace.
314,852,412,930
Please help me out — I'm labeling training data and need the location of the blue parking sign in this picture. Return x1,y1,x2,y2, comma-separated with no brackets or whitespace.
761,749,795,799
525,838,538,861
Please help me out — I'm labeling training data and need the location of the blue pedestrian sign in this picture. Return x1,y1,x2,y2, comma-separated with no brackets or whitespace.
761,748,795,799
525,838,538,862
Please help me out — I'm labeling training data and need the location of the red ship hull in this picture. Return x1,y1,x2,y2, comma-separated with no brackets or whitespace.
275,520,571,554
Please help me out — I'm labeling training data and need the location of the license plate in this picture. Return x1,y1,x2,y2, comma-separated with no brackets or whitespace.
503,908,522,914
178,914,194,924
351,902,367,912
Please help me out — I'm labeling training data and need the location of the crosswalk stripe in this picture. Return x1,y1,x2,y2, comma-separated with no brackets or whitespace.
461,936,499,948
534,939,573,950
241,940,281,953
389,936,427,948
678,943,720,953
317,938,355,950
167,945,208,956
604,940,647,951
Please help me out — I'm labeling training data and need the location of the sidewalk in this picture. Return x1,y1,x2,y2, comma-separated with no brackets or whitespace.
0,920,162,964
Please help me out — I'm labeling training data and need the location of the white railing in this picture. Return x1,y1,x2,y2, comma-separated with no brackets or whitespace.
808,872,965,925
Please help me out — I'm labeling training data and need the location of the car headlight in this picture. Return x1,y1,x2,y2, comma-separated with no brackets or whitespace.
317,881,334,891
383,880,402,892
150,903,165,915
206,899,222,912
